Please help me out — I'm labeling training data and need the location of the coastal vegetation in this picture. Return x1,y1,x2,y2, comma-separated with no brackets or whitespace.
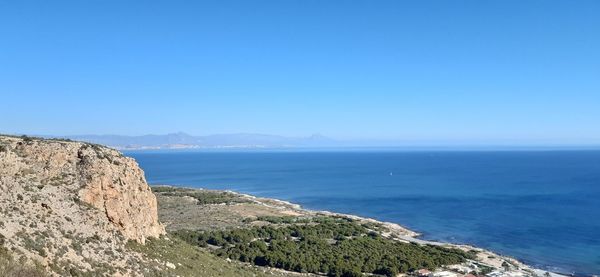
125,236,286,277
0,245,46,277
174,216,473,277
151,186,251,205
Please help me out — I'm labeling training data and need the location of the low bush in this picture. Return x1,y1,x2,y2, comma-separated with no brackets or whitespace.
0,246,47,277
152,187,250,205
174,217,473,277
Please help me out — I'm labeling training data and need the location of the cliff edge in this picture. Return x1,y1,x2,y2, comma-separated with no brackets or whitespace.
0,135,165,275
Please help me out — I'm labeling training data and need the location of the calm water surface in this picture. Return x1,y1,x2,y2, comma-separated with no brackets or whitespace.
126,150,600,275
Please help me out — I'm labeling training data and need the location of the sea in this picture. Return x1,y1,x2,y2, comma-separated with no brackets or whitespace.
126,149,600,276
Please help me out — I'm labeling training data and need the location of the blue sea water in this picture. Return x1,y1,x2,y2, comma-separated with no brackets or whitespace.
126,150,600,276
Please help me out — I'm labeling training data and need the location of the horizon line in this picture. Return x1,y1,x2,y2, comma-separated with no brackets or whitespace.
3,132,600,148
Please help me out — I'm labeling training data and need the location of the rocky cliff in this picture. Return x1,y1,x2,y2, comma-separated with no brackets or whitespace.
0,135,165,275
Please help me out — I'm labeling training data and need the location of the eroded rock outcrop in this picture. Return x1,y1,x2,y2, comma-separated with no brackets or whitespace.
76,144,164,243
0,135,165,275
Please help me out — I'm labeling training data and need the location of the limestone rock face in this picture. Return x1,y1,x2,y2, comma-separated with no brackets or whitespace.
76,144,165,243
0,135,164,244
0,135,166,275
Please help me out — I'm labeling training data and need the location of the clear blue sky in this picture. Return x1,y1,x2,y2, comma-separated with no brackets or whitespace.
1,1,599,143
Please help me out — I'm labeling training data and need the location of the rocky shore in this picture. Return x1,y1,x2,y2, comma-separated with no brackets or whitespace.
153,185,567,277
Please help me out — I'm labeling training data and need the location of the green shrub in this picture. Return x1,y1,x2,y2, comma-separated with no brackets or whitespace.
21,135,33,143
152,186,250,205
0,246,47,277
174,217,472,277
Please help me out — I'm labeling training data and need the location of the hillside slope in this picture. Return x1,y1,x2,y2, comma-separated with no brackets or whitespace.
0,135,293,276
0,135,166,275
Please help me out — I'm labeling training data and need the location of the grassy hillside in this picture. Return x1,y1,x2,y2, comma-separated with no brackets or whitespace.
126,236,292,277
0,246,46,277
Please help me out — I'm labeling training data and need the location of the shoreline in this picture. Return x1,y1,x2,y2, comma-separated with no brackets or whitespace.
158,185,573,277
234,190,573,277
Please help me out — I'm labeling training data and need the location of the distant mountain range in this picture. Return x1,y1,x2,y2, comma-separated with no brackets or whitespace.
53,132,337,150
21,132,600,150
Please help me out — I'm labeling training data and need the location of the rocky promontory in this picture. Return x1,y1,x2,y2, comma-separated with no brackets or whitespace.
0,135,164,275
